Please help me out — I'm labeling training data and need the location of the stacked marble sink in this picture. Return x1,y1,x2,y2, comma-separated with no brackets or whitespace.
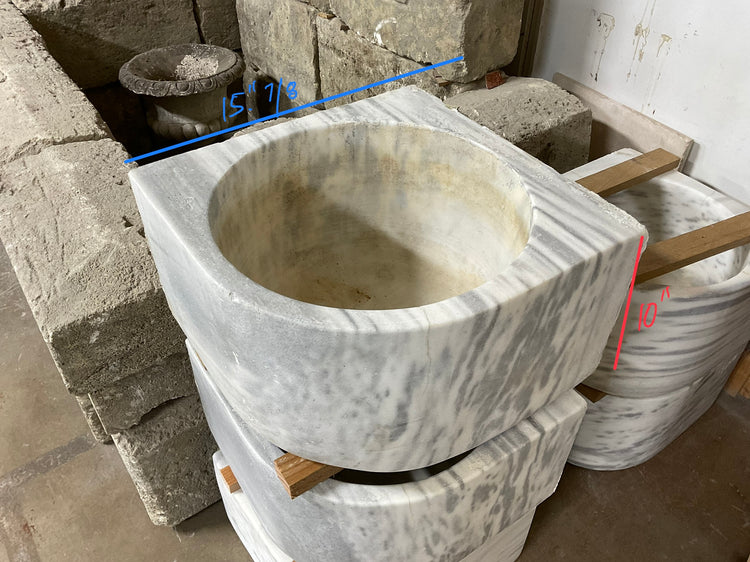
565,149,750,470
129,87,646,560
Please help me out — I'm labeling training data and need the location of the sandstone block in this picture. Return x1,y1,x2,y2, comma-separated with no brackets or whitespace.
0,139,185,394
75,394,112,443
113,395,219,526
317,16,478,108
236,0,319,104
89,352,197,434
10,0,201,88
0,0,109,166
301,0,330,12
329,0,524,82
446,77,592,173
194,0,241,50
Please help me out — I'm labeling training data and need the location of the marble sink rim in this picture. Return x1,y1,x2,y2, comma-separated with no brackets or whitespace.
565,148,750,296
129,87,647,335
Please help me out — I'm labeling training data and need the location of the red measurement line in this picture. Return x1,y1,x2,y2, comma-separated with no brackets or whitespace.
613,236,645,370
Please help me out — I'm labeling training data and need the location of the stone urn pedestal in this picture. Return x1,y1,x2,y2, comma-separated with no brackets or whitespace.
119,44,244,141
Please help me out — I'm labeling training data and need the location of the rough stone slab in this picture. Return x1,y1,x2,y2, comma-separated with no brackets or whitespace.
236,0,320,104
242,65,321,117
75,394,112,443
10,0,200,88
446,77,592,173
0,0,109,166
112,394,219,526
301,0,330,12
194,0,241,50
89,352,196,434
329,0,524,82
318,16,480,108
0,139,185,394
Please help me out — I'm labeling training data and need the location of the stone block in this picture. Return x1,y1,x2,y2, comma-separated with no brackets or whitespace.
317,16,478,108
329,0,524,82
0,0,109,166
10,0,200,88
242,65,320,117
194,0,241,50
75,394,111,443
446,77,592,173
236,0,319,104
0,139,185,394
113,394,219,526
301,0,330,12
89,352,197,434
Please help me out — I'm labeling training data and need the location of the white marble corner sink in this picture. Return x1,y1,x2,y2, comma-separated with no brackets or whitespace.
565,149,750,398
193,340,586,562
129,86,645,471
214,451,537,562
568,346,739,470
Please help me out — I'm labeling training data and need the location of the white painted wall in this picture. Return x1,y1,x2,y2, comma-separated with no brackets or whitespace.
533,0,750,204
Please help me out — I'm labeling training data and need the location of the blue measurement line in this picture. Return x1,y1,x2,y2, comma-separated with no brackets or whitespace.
123,56,464,164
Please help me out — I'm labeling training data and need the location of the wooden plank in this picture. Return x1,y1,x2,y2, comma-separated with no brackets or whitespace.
725,347,750,397
220,465,241,493
576,148,680,197
575,383,607,403
635,211,750,284
274,453,342,499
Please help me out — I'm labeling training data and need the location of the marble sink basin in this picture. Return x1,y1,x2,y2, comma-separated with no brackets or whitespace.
129,87,645,471
566,149,750,398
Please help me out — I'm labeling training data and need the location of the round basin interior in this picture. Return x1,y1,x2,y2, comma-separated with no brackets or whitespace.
210,122,532,310
608,180,749,287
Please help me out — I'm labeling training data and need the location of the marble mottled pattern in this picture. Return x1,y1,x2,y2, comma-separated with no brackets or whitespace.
565,149,750,398
568,348,740,470
191,341,586,562
214,452,293,562
130,86,644,470
214,450,535,562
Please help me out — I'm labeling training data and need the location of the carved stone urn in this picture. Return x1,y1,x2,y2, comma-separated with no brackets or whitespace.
119,44,244,141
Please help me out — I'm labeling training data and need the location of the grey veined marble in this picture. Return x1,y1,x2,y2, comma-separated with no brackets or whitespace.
563,149,750,470
569,348,740,470
565,149,750,399
214,451,536,562
191,340,586,562
130,86,644,470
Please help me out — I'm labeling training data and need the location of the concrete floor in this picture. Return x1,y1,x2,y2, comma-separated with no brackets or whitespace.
1,240,749,562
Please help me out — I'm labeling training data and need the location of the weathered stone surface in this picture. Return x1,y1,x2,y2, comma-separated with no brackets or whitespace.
236,0,319,104
446,77,592,173
242,65,320,118
194,0,241,50
301,0,330,12
112,395,219,526
0,139,185,394
89,352,196,434
10,0,200,88
329,0,524,82
318,16,478,108
75,395,112,443
0,0,109,166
